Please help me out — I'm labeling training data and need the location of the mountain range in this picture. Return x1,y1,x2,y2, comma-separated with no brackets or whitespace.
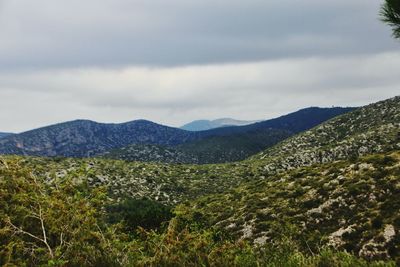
0,132,12,139
103,107,354,164
180,118,258,131
0,107,353,160
1,96,399,264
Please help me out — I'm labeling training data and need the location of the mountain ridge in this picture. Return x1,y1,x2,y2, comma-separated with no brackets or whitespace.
1,96,399,263
0,106,355,159
181,118,259,131
102,107,354,164
0,132,12,139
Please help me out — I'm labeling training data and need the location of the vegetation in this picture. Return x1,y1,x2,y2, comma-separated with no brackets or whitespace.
106,198,173,231
103,129,292,164
0,107,352,161
0,157,396,266
0,97,399,265
178,151,400,263
381,0,400,39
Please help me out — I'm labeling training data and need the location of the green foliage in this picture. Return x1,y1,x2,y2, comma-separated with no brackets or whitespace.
0,156,398,266
1,97,400,265
381,0,400,39
0,159,116,266
106,198,173,231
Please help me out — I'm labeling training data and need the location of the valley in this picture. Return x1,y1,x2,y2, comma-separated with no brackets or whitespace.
1,0,399,266
0,96,399,265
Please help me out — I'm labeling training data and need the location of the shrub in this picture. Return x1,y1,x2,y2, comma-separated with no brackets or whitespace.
106,198,173,231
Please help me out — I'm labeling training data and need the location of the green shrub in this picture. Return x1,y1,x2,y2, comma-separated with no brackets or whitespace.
106,198,173,231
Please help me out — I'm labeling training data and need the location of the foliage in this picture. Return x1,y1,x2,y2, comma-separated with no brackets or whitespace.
0,159,116,266
106,198,173,231
0,155,398,266
0,97,399,265
381,0,400,39
177,151,400,263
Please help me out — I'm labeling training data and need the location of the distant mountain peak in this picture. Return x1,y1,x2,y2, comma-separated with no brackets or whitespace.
180,118,259,131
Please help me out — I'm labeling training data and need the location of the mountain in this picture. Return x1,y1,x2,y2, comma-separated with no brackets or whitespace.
103,107,354,164
0,120,201,157
103,128,292,164
0,107,353,159
180,118,258,131
0,132,13,138
28,97,398,205
1,154,393,265
1,96,399,264
182,151,400,261
0,132,12,139
252,96,400,172
177,96,400,261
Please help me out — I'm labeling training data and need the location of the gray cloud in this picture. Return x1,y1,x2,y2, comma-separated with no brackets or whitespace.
0,0,397,69
0,52,399,132
0,0,399,132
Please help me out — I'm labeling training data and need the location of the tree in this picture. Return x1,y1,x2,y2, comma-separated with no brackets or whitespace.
0,158,117,266
381,0,400,39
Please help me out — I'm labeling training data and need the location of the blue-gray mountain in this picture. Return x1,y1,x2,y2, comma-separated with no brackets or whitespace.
104,107,355,164
180,118,258,131
0,132,12,139
0,107,354,159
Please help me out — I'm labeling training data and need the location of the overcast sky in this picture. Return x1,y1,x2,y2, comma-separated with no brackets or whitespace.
0,0,399,132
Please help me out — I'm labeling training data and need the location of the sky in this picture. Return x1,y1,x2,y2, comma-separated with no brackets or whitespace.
0,0,399,133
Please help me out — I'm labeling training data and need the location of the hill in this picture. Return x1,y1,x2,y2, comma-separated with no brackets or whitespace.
174,96,400,261
1,154,394,266
0,120,201,157
180,118,258,131
252,96,400,172
102,128,292,164
0,107,352,160
181,151,400,261
0,132,12,139
103,107,354,164
0,96,399,264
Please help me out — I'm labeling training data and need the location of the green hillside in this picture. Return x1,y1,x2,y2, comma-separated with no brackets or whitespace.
1,152,397,266
252,96,400,172
102,128,292,164
0,96,399,266
179,151,400,262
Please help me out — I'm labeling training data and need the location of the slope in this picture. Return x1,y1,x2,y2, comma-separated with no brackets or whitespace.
0,107,353,159
0,97,399,262
180,151,400,262
0,132,12,139
0,120,200,157
103,107,354,164
102,128,292,164
252,96,400,172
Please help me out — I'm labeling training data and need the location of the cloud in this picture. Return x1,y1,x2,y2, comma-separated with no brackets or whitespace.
0,52,399,132
0,0,397,69
0,1,399,132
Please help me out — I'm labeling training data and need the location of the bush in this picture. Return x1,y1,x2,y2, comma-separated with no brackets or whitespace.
106,198,173,231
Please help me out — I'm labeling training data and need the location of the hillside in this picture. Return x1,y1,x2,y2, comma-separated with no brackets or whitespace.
180,118,258,131
103,107,354,164
252,96,400,172
181,151,400,262
197,107,355,137
1,155,394,266
170,96,400,261
0,107,352,160
0,97,399,264
0,120,201,157
103,128,292,164
0,132,12,139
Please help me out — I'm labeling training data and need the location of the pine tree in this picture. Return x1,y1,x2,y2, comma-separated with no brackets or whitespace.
381,0,400,39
